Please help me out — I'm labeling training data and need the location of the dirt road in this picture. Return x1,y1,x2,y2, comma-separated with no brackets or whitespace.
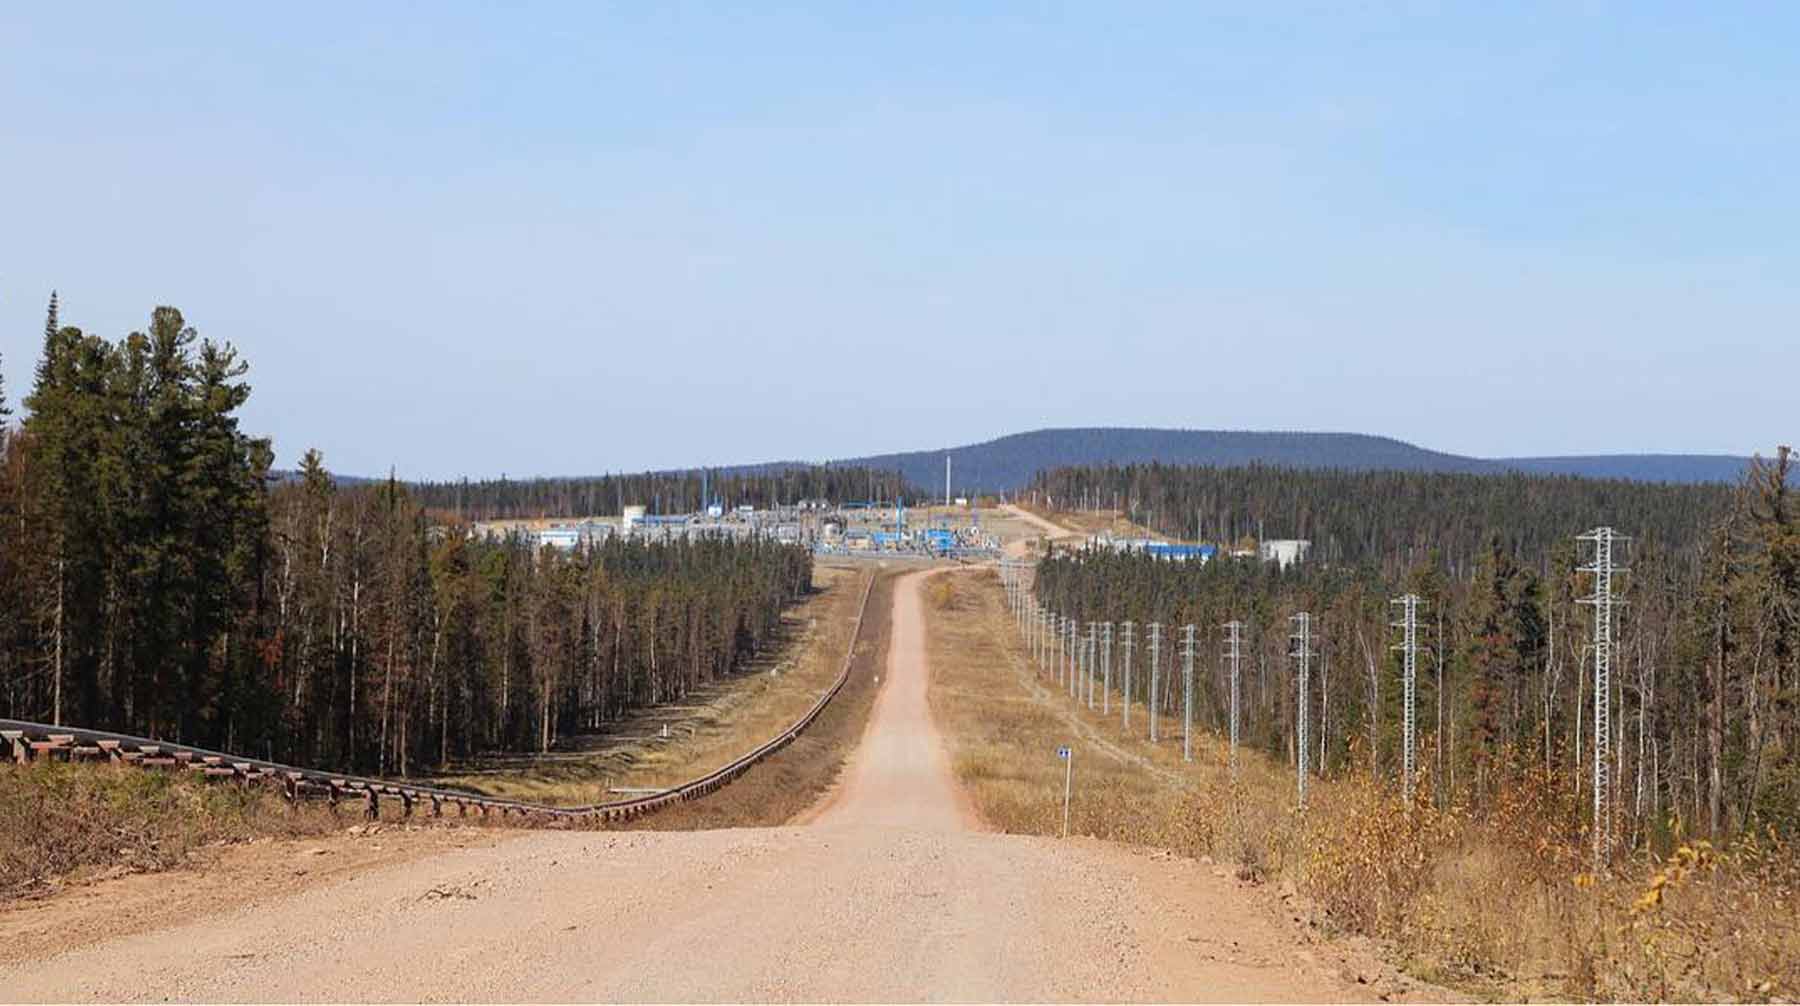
1000,502,1081,544
2,569,1426,1003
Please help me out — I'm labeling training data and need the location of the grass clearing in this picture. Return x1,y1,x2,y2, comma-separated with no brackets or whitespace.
925,568,1204,849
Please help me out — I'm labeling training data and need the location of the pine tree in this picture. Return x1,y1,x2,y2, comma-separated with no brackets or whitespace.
0,347,11,432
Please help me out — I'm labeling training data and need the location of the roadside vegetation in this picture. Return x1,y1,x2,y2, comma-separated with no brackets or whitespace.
0,760,337,900
930,568,1799,1002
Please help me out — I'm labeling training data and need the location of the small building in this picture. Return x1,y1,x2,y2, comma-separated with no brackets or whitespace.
533,523,615,550
1144,542,1216,563
1259,539,1312,569
533,527,581,550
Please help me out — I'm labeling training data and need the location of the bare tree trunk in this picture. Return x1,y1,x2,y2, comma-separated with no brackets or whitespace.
1708,615,1726,838
349,564,361,766
430,614,445,767
381,630,394,775
52,557,64,726
1357,624,1379,782
1544,606,1558,779
1319,643,1329,776
1575,642,1587,809
1741,603,1771,826
500,604,510,744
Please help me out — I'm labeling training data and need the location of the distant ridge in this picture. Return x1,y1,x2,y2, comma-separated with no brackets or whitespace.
790,428,1761,494
301,428,1767,493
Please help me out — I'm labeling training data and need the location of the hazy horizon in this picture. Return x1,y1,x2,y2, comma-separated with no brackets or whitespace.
4,5,1794,479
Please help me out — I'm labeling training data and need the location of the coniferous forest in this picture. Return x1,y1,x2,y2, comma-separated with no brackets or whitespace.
0,300,813,775
1032,458,1800,847
409,467,920,521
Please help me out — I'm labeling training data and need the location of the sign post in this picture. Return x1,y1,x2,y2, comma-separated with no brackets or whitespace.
1057,745,1073,838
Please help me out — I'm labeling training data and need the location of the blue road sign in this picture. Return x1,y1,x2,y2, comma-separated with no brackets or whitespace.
1057,746,1071,759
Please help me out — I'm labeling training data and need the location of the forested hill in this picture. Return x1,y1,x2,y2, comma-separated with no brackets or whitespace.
806,428,1760,494
291,431,1757,499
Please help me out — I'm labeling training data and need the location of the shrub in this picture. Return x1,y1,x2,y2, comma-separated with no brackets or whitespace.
0,760,334,898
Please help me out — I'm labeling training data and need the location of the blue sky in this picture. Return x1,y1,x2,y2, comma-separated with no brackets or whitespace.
2,3,1794,478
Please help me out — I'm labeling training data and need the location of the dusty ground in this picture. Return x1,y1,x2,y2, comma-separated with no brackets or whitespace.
0,823,510,970
0,567,1450,1003
999,501,1079,546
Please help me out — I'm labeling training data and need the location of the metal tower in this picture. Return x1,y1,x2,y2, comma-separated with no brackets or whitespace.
1101,622,1113,715
1291,612,1313,808
1036,604,1051,669
1058,615,1072,701
1036,601,1051,665
1578,526,1628,868
1391,595,1422,804
1181,624,1197,763
1147,623,1162,742
1120,621,1136,731
1224,620,1243,778
1087,622,1099,709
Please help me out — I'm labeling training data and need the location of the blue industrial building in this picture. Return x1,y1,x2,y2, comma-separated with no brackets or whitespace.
1142,543,1216,562
921,528,958,552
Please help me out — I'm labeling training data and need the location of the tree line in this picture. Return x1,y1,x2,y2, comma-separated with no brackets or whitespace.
409,466,920,521
1033,452,1799,850
1030,462,1735,579
0,298,813,776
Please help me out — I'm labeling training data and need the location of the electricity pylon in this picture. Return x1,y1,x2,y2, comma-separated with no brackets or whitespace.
1578,526,1628,869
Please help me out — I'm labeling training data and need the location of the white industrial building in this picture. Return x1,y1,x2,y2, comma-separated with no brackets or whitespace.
1259,539,1312,569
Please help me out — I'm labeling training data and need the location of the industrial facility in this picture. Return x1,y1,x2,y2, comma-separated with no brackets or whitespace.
472,497,1001,559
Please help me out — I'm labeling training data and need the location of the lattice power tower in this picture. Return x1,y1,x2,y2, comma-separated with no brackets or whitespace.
1577,526,1628,868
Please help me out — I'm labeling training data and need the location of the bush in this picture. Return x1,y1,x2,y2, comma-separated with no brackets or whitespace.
0,761,335,898
1187,764,1800,1000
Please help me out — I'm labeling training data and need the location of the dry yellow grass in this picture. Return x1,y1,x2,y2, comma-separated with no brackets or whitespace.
433,563,872,806
925,568,1205,848
931,567,1800,1002
0,760,340,899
